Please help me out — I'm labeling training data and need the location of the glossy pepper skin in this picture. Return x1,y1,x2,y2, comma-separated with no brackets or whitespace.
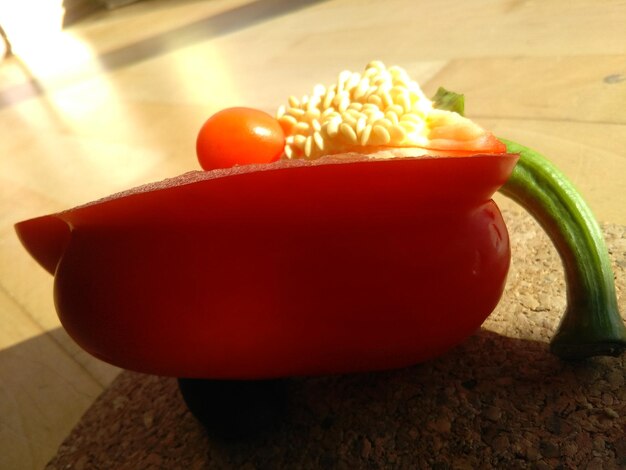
16,154,518,379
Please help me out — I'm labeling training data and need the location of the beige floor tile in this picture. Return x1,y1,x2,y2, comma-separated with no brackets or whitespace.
0,293,108,470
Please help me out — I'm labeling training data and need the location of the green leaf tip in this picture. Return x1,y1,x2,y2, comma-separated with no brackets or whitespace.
431,87,465,116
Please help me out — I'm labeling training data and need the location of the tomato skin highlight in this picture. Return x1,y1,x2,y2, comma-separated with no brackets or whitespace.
16,154,518,379
196,107,285,171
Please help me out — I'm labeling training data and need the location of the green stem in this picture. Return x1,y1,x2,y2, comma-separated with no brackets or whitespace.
499,138,626,359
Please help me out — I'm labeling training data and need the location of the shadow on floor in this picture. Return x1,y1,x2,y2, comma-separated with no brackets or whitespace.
0,326,115,470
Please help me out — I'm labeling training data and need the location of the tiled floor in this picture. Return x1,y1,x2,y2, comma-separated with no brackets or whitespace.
1,0,625,468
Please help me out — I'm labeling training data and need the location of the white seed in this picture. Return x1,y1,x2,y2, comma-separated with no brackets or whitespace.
389,85,402,96
380,90,393,108
347,102,364,111
288,96,300,108
338,94,350,113
339,122,358,143
363,67,377,78
353,77,370,100
399,92,412,113
373,117,393,129
305,108,321,121
342,112,358,127
394,70,411,86
323,89,336,109
294,121,310,134
332,90,344,106
367,94,383,107
294,135,306,148
356,116,367,135
373,71,391,86
284,145,294,159
386,104,404,116
370,125,391,145
362,103,380,111
360,124,372,145
338,70,352,87
311,119,321,132
304,136,313,157
279,115,297,131
326,119,340,137
366,60,385,71
345,107,363,118
389,125,407,143
277,105,286,119
366,110,385,124
288,107,306,117
385,110,399,126
307,96,321,113
347,72,361,90
388,65,405,77
313,131,325,151
313,83,326,97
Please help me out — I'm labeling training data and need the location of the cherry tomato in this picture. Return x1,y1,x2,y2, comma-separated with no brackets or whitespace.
196,107,285,171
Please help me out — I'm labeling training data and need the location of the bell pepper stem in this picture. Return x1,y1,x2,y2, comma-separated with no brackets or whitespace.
498,138,626,359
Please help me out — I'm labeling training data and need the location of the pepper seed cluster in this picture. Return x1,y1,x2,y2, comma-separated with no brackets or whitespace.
277,61,435,159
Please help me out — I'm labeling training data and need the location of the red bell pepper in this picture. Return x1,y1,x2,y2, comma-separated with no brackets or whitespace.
16,154,517,378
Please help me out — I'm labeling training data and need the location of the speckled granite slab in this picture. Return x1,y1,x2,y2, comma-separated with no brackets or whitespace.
46,209,626,469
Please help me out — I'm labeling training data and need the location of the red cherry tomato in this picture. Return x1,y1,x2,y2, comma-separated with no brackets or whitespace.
196,107,285,171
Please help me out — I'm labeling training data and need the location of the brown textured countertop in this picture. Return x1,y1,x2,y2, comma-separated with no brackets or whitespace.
46,210,626,469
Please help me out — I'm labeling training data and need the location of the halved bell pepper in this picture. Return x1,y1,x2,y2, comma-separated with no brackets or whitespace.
16,154,517,378
15,81,626,382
